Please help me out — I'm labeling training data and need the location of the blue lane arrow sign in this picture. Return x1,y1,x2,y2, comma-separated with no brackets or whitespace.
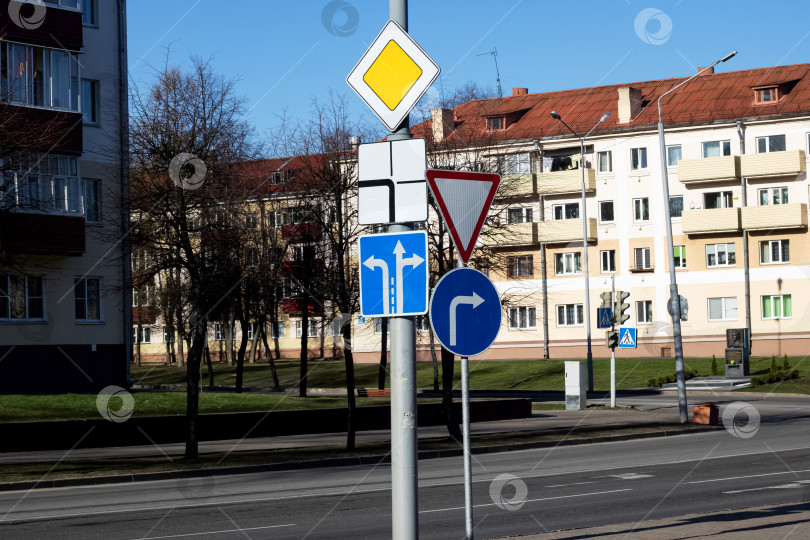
359,231,428,317
430,268,501,357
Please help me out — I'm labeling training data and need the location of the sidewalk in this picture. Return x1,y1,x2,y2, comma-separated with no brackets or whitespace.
0,408,679,465
506,501,809,539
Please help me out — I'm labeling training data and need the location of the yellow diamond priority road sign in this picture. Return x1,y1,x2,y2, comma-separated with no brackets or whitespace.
347,20,440,132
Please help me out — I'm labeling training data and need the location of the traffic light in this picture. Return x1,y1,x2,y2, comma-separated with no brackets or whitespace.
600,292,612,309
606,330,618,348
616,291,631,325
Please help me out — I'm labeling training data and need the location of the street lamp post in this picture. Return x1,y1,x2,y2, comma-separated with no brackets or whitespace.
657,50,737,423
551,111,610,392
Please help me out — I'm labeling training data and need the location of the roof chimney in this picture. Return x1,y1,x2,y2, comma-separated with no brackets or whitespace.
617,87,643,124
431,108,455,142
697,66,714,76
512,87,528,96
349,136,361,150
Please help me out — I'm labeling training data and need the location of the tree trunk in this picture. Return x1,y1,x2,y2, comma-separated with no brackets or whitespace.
248,322,260,365
260,321,281,389
378,317,388,390
185,315,206,459
429,324,440,391
299,299,309,398
343,322,356,450
135,317,142,367
235,318,248,393
226,314,235,366
205,339,214,387
441,346,462,441
174,268,185,367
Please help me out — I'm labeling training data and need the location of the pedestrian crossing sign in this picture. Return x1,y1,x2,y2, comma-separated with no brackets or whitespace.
597,307,612,329
618,327,637,349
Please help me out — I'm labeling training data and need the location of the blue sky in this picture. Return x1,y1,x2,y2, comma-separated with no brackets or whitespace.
127,1,810,145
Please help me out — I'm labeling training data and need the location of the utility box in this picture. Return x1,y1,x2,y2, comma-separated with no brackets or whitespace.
565,361,587,410
725,348,749,376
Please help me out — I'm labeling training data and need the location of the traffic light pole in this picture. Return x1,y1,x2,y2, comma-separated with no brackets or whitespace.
388,2,419,539
610,276,616,408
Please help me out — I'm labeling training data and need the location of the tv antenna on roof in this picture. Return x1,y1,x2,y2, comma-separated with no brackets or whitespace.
477,48,503,98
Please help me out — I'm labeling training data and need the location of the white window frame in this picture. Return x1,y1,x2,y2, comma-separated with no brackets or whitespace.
633,197,650,222
598,200,614,223
702,140,731,158
499,153,531,175
755,134,786,154
708,297,738,321
758,187,788,206
508,306,537,330
666,144,682,167
0,274,44,320
597,151,612,173
133,326,151,344
163,326,175,343
636,300,653,324
270,322,284,339
634,247,651,271
296,319,318,338
507,206,533,224
704,191,733,209
555,252,582,276
552,202,579,220
706,243,736,268
759,239,789,264
673,245,687,269
556,304,584,327
74,277,102,322
669,195,683,218
600,250,616,273
630,147,647,171
3,42,81,112
762,294,792,320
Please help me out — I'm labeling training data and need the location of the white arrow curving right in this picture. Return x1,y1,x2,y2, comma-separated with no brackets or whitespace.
449,292,484,346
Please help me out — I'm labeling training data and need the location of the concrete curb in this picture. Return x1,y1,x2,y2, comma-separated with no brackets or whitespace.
0,424,717,493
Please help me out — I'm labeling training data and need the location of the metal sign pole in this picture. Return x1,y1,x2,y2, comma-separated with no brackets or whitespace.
388,5,418,540
457,258,473,539
610,276,616,408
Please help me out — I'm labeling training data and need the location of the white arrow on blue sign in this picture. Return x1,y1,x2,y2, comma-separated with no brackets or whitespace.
359,231,428,317
429,268,502,357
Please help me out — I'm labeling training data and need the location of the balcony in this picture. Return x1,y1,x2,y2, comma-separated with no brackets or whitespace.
536,168,595,196
481,222,538,247
741,203,807,231
677,155,739,184
282,298,325,315
498,174,536,198
740,150,806,179
0,213,85,255
537,218,597,244
282,222,322,241
132,306,156,324
681,207,740,235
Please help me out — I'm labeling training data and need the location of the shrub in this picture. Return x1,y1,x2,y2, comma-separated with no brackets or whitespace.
648,378,658,388
666,374,676,384
789,369,800,379
749,376,762,386
783,355,790,371
657,376,668,386
711,355,718,376
770,356,777,373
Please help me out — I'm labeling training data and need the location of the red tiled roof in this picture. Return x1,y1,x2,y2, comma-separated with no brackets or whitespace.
414,63,810,144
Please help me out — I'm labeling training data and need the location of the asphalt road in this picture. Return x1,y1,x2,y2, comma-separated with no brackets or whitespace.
0,394,808,539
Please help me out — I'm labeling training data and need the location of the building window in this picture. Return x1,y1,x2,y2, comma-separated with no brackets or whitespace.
556,304,583,327
762,294,791,319
507,255,533,278
633,247,651,271
499,153,530,175
509,306,537,330
132,284,152,307
552,202,579,220
296,319,318,338
598,201,614,223
704,191,732,209
760,240,789,264
669,196,683,218
44,0,81,9
245,213,257,229
631,147,647,170
74,277,101,321
755,87,779,104
0,275,44,320
82,79,99,124
601,250,616,273
163,326,175,343
1,156,82,214
84,179,100,223
708,297,737,321
636,300,652,324
667,145,682,167
82,0,97,25
507,206,533,224
374,318,389,334
2,43,81,111
597,151,612,173
246,322,259,341
633,198,649,222
488,117,505,130
555,252,582,275
133,326,151,344
214,323,224,341
706,243,736,268
702,140,731,158
759,187,788,205
673,246,686,269
270,322,284,339
756,135,786,153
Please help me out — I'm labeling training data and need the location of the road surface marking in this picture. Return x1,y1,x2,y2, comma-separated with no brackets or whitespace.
419,488,632,514
130,523,297,539
723,480,810,494
546,481,597,488
686,468,810,484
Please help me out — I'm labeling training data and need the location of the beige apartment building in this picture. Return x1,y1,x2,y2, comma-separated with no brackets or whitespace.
0,0,129,392
134,61,810,364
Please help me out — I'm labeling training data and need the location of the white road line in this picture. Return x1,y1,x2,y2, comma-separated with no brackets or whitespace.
723,480,810,495
130,523,296,540
419,489,633,514
686,468,810,484
546,481,597,488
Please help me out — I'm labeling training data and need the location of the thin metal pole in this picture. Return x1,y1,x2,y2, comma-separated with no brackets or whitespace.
657,121,688,423
388,2,418,538
737,120,752,355
456,258,473,539
579,138,593,391
610,275,616,408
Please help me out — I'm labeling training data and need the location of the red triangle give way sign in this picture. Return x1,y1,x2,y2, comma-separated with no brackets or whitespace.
426,169,501,264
